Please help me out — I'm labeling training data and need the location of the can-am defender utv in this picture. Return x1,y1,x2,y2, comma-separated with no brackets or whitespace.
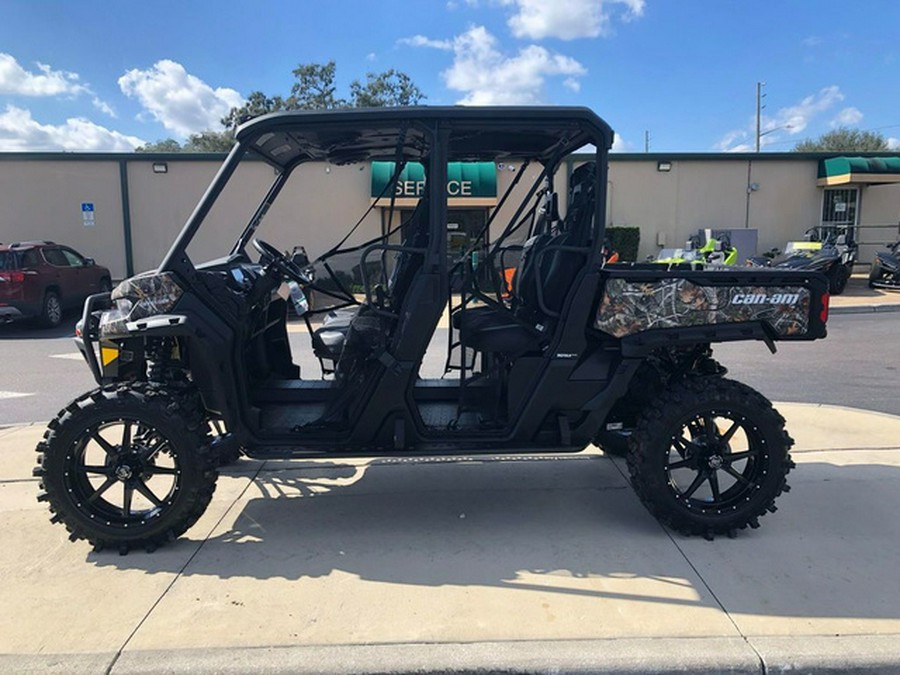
35,107,830,553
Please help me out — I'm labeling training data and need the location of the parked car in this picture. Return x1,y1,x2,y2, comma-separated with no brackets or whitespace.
0,241,111,327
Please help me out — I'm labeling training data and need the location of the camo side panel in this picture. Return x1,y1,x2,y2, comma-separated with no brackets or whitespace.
595,277,811,338
110,271,183,310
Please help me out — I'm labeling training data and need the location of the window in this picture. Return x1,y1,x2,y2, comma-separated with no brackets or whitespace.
42,248,69,267
61,249,86,267
822,187,859,227
19,250,39,268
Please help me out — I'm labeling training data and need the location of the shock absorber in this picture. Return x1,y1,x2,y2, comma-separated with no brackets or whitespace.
146,337,184,384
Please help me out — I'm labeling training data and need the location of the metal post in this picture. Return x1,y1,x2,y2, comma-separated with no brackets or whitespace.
755,81,765,153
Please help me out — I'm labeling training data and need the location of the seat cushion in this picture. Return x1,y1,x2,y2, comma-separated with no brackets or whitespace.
312,308,358,359
456,308,543,355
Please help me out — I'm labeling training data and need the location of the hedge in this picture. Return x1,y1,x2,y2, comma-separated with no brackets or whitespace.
607,226,641,262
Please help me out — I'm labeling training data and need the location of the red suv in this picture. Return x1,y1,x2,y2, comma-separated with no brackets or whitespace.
0,241,111,328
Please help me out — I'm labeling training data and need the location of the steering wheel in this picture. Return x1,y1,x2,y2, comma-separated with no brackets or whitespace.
252,238,314,285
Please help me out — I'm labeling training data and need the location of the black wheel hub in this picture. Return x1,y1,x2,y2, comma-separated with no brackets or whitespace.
666,410,765,512
65,418,182,528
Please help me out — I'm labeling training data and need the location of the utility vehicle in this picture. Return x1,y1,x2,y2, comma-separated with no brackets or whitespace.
34,107,830,553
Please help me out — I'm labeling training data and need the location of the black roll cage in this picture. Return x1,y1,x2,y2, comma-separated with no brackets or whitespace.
157,107,614,298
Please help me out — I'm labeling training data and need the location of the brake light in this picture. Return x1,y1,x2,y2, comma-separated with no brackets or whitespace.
820,293,830,323
0,271,25,283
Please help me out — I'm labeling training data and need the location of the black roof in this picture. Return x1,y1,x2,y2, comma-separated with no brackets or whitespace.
235,106,614,168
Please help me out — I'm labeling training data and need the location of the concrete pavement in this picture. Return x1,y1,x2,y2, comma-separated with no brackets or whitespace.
2,402,900,674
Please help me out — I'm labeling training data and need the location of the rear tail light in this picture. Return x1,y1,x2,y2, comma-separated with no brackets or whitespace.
820,293,830,323
0,271,25,283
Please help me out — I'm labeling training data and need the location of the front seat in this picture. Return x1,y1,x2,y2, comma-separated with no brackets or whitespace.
311,197,430,367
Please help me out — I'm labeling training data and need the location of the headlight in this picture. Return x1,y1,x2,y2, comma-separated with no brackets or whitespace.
100,272,183,337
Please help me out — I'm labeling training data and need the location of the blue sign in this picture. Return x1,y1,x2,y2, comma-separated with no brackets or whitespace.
81,203,94,212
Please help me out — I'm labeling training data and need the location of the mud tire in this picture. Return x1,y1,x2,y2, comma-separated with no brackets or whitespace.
35,384,218,553
627,377,793,538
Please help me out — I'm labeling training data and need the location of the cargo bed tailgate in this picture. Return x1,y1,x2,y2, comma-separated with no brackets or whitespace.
594,267,829,354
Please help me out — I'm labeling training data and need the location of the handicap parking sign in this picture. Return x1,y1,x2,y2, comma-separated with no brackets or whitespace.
81,202,95,226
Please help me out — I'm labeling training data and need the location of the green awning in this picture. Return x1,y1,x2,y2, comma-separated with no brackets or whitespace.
817,156,900,186
371,161,497,200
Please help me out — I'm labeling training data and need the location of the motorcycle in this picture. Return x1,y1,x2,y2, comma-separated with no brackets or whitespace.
868,239,900,290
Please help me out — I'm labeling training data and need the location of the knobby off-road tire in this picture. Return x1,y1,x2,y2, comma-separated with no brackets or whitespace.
627,376,794,539
35,384,218,554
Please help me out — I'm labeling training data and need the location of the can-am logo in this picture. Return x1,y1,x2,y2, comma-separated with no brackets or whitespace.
731,292,801,305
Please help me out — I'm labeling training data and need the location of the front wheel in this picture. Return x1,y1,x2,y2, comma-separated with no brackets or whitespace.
827,263,851,295
35,384,218,553
627,377,794,538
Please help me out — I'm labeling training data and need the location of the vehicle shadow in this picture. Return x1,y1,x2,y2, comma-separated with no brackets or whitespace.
89,453,900,621
0,316,77,340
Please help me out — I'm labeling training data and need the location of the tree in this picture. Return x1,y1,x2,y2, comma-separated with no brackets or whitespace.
135,138,183,153
794,127,889,152
289,61,346,110
183,130,234,152
350,69,426,108
221,61,426,131
137,62,426,153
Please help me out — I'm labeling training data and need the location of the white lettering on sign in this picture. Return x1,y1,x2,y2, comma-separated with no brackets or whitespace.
394,180,475,197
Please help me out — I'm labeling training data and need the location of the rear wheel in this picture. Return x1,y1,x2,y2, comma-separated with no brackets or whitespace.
39,290,62,328
627,377,793,538
35,384,218,553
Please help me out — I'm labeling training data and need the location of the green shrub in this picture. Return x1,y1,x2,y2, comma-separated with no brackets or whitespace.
607,226,640,262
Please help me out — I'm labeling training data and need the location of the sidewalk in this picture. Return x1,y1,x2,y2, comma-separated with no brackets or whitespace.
829,275,900,314
2,402,900,673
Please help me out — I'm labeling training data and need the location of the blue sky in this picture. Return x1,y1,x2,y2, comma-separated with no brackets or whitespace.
1,0,898,153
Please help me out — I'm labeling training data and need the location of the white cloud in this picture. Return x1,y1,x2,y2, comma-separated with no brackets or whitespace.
831,106,863,127
611,134,632,152
0,105,145,151
91,97,116,117
502,0,645,40
398,35,454,50
366,52,377,61
888,137,900,150
714,85,846,152
118,60,243,138
438,26,585,104
562,77,581,92
802,36,823,47
0,53,88,96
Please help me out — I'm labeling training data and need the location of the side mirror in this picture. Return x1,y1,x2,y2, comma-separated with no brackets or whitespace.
84,258,95,266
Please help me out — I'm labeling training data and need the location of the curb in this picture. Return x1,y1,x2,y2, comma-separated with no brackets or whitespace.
830,303,900,315
6,635,900,675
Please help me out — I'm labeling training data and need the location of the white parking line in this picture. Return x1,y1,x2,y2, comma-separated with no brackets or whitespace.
49,353,84,361
0,391,34,400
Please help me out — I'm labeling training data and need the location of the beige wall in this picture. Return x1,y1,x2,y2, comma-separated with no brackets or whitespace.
2,154,899,278
0,160,127,277
607,159,824,259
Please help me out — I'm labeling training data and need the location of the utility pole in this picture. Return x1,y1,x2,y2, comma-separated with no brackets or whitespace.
755,81,766,153
644,130,650,153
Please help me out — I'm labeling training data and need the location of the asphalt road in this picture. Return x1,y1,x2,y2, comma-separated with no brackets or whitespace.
0,311,897,426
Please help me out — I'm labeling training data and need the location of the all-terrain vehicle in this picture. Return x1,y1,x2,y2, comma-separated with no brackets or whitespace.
34,107,829,553
747,225,857,295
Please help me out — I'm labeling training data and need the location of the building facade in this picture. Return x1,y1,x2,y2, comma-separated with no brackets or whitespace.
1,151,898,280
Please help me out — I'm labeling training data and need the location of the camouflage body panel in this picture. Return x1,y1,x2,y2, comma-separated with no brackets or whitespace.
111,271,183,307
100,272,184,337
595,277,811,338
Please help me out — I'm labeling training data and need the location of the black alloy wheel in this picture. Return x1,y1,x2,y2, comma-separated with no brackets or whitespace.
36,385,218,553
627,377,794,538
